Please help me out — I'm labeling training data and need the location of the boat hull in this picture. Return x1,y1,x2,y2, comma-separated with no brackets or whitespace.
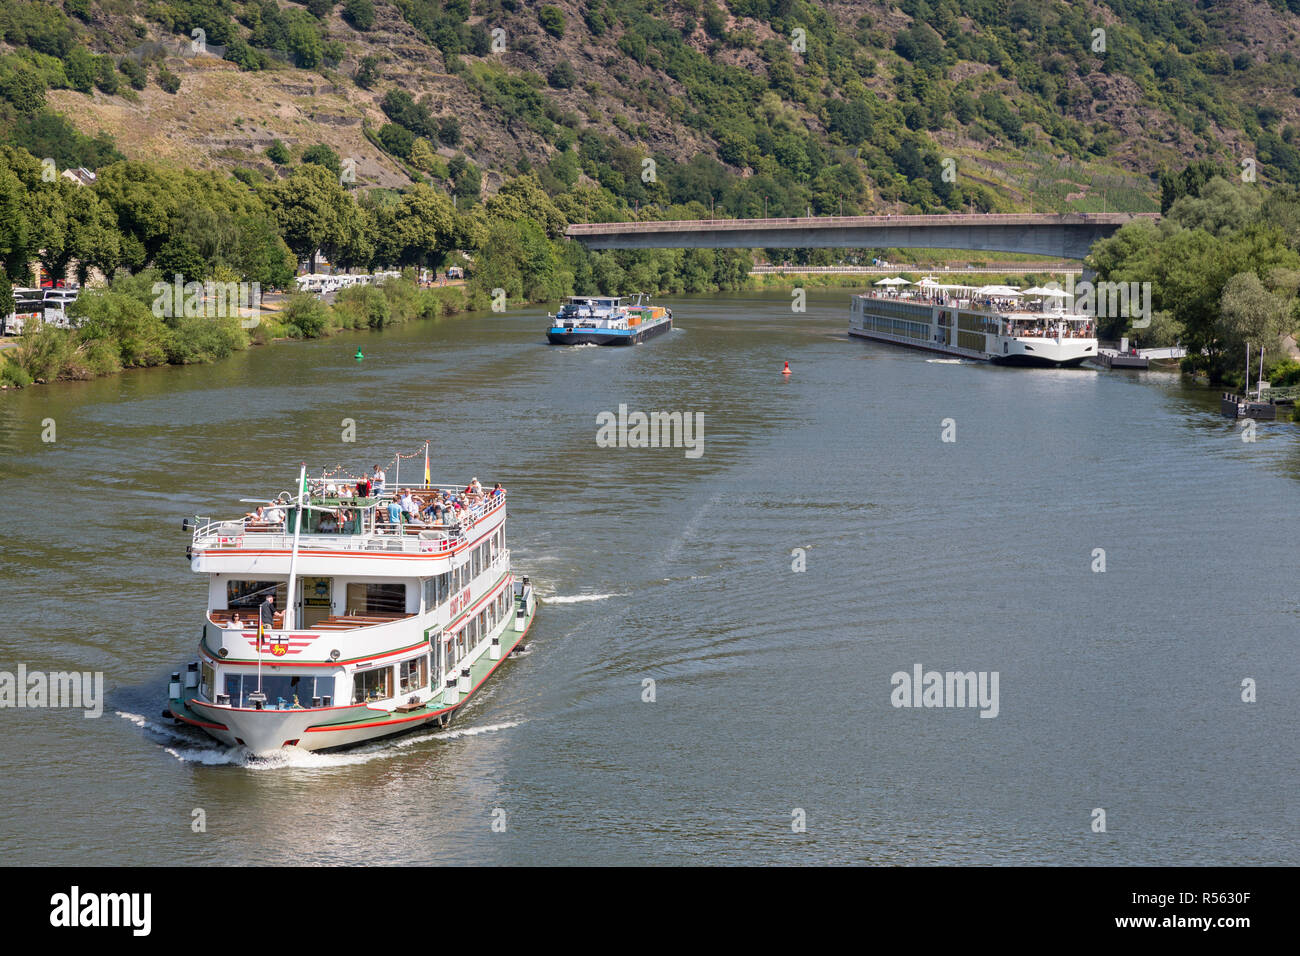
848,327,1094,367
547,317,672,346
169,591,536,755
991,353,1092,368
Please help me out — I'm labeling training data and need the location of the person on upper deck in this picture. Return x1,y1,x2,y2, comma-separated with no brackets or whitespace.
260,594,275,629
265,505,285,526
244,505,265,523
372,466,386,495
492,482,504,498
356,476,371,499
422,497,442,523
387,498,403,527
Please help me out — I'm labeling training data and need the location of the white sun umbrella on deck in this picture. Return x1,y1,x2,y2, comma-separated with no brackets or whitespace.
1019,286,1071,313
975,285,1023,297
874,277,911,286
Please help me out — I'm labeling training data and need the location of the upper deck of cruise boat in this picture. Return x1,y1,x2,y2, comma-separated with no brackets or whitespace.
188,474,507,563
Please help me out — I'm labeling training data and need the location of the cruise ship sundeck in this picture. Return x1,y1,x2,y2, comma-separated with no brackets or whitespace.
848,280,1098,367
166,456,536,755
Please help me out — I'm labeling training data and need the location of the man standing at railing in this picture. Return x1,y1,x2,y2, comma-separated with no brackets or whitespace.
260,593,276,633
372,465,386,496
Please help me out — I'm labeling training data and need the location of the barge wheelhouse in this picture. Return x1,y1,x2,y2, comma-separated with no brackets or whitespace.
167,466,536,755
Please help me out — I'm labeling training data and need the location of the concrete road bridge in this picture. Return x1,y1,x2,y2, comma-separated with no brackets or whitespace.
566,212,1158,261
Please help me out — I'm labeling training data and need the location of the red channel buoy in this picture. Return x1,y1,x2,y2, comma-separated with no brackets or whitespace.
782,361,791,375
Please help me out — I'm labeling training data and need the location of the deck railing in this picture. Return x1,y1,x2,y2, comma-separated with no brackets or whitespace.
858,291,1094,321
190,494,505,555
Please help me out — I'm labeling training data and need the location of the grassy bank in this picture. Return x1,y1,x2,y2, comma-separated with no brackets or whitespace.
0,274,472,390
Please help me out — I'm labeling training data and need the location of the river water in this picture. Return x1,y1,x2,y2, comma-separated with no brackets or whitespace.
1,289,1296,865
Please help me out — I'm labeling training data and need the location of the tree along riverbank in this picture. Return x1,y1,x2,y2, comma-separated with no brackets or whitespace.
0,274,471,390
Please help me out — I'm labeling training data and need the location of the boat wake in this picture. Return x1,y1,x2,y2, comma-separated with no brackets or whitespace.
120,710,525,769
926,358,971,364
542,592,625,604
116,710,202,745
428,720,522,741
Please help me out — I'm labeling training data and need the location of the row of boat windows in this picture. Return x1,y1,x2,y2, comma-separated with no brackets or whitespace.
855,298,934,320
958,313,1001,334
227,579,406,615
445,589,511,672
857,314,930,341
352,655,431,703
422,528,503,607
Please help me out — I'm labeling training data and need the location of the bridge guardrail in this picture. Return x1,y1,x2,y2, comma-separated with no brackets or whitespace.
567,213,1159,235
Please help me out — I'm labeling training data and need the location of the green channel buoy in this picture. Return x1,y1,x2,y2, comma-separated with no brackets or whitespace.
355,348,364,361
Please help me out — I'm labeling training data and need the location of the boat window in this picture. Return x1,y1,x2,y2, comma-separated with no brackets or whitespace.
352,666,393,703
422,572,451,610
472,545,482,579
398,657,428,695
223,672,332,709
345,582,405,615
226,580,286,609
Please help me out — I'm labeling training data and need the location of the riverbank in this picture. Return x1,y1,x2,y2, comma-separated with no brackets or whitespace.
0,276,474,391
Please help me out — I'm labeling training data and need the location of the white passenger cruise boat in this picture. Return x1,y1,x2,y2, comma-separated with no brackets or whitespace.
848,280,1097,367
166,460,536,755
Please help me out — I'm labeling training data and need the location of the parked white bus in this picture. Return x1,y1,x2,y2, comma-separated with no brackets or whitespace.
296,272,401,296
2,291,48,335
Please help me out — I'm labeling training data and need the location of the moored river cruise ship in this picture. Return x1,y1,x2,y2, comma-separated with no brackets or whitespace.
166,459,536,755
848,281,1097,367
